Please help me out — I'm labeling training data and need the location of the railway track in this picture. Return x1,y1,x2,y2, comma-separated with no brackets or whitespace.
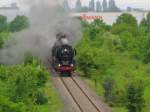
60,75,102,112
60,77,83,112
71,76,101,112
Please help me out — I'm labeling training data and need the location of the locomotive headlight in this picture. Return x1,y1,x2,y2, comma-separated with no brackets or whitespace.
64,49,67,52
70,64,74,67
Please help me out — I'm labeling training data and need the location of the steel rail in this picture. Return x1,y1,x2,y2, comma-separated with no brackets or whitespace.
71,76,101,112
60,77,84,112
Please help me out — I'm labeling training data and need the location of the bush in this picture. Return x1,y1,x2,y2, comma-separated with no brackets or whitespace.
77,46,114,78
143,49,150,64
7,65,48,103
126,81,145,112
0,96,26,112
0,15,8,32
0,32,9,48
102,76,116,106
77,49,95,77
9,15,29,32
24,52,34,65
0,64,48,111
35,91,48,105
36,70,48,87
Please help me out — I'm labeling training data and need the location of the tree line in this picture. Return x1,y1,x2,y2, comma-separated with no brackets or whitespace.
63,0,121,12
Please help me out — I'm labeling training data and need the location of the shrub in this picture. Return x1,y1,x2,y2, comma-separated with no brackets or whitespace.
102,76,116,106
35,91,48,105
126,81,145,112
0,96,26,112
0,15,8,32
9,16,29,32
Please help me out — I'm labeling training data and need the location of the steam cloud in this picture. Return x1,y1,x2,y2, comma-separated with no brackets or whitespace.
0,0,82,64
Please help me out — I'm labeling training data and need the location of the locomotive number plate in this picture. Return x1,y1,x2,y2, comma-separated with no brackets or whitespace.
63,61,69,65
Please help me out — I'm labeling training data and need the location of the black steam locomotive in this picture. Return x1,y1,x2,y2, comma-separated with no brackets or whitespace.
51,44,76,74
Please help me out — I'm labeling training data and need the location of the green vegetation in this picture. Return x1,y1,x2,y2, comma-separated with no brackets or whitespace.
126,81,145,112
0,15,8,32
9,15,29,32
0,15,29,49
77,12,150,112
0,15,63,112
0,63,63,112
102,76,116,106
1,12,150,112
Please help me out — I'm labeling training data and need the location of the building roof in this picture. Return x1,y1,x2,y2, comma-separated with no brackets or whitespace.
0,7,19,10
0,3,19,10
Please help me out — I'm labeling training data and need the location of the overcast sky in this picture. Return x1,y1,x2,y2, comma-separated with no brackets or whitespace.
0,0,150,10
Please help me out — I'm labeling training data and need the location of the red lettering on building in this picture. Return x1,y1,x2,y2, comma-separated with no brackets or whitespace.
81,14,103,21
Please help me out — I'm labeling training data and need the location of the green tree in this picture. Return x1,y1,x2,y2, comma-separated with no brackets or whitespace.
0,15,8,32
77,45,114,78
102,32,123,52
9,15,29,32
126,81,145,112
89,19,111,40
115,13,137,26
112,13,138,35
92,19,111,31
140,12,150,33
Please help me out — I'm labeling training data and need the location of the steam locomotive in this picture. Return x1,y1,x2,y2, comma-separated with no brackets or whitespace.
51,44,76,74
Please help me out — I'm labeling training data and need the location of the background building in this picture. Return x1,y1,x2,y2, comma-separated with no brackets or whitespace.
0,3,20,21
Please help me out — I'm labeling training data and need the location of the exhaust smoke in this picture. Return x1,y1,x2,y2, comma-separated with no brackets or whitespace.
0,0,82,64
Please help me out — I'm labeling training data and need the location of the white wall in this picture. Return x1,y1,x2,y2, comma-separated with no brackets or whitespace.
72,11,149,25
0,8,20,21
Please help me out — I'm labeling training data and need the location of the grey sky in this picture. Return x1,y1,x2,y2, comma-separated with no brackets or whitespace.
0,0,150,10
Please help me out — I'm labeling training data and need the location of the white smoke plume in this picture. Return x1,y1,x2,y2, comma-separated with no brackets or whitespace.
0,0,82,64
